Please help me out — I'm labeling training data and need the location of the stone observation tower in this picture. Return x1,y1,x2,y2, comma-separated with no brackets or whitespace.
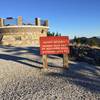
0,16,49,46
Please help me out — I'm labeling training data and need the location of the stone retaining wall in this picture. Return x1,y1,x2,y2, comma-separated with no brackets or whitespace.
0,26,48,46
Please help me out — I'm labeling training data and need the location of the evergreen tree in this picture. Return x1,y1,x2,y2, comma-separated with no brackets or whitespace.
73,36,77,43
89,39,97,46
47,31,61,36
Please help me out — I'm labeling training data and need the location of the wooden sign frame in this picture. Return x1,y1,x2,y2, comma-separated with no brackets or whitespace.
40,36,70,69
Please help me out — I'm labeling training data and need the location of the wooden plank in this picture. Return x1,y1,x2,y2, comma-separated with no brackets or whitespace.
63,54,69,68
42,55,48,68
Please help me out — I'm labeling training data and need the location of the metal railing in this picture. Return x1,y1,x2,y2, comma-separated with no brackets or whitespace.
3,18,17,26
3,17,47,26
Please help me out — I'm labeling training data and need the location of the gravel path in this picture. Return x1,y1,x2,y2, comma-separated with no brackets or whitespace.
0,46,100,100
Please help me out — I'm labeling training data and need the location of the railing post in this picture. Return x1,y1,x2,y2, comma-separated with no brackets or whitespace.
45,20,48,26
35,18,41,26
18,16,22,25
0,18,3,27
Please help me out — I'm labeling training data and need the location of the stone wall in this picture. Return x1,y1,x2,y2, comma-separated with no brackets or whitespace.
0,26,48,46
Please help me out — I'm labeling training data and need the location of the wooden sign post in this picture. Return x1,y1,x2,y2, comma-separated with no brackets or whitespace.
63,54,69,68
42,55,48,68
40,36,70,69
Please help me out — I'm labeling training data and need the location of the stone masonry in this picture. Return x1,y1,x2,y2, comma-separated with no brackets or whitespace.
0,16,49,46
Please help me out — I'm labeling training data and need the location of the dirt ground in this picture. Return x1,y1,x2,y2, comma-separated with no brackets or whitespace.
0,46,100,100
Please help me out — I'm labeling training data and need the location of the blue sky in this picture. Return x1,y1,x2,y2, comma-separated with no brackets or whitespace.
0,0,100,38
